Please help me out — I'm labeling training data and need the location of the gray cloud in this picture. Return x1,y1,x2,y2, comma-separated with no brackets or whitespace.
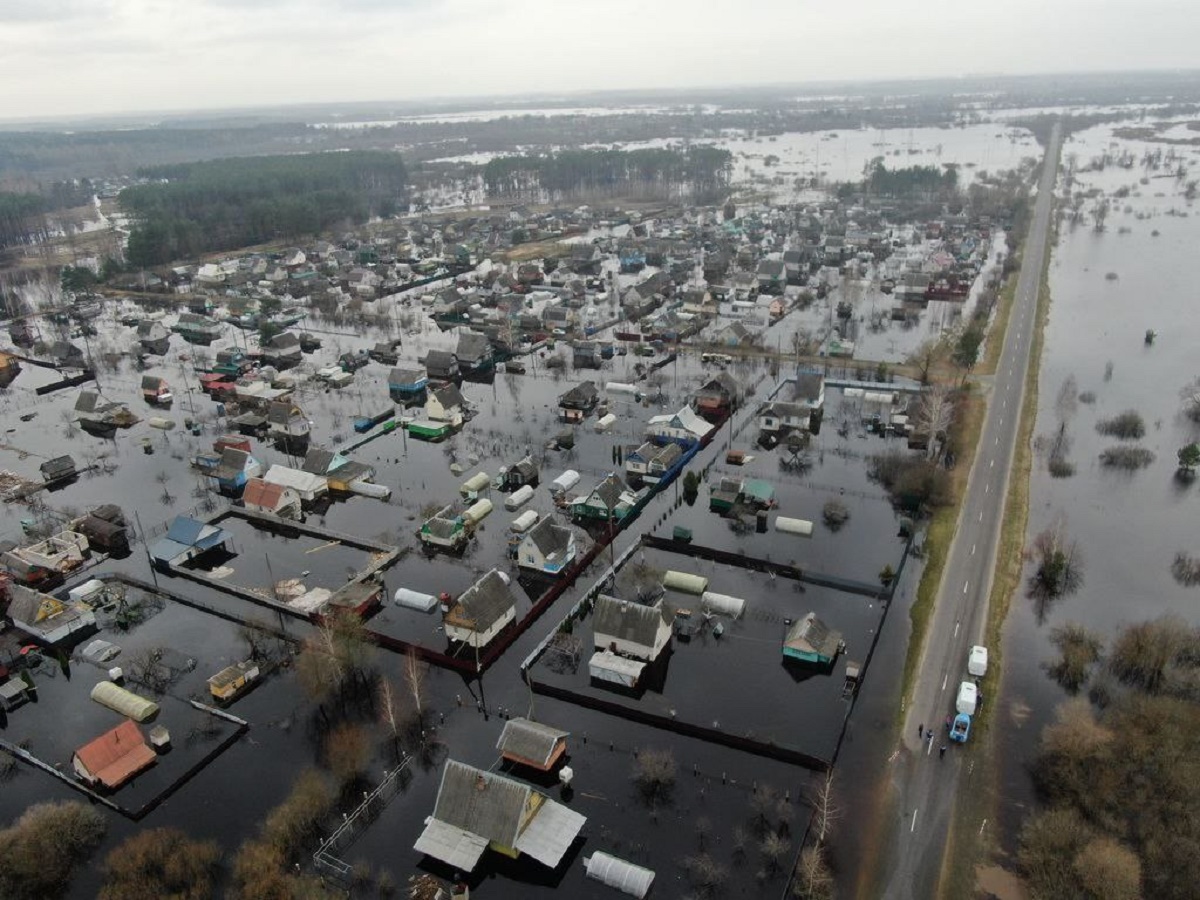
0,0,114,22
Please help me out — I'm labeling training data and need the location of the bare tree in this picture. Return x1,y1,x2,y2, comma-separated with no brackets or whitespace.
404,647,427,725
632,748,676,807
915,383,955,460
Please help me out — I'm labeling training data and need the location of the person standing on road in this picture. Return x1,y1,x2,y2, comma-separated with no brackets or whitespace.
918,723,924,739
939,745,947,759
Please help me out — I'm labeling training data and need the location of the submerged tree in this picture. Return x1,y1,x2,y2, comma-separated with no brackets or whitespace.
99,828,219,900
1029,522,1084,614
0,802,106,900
632,748,676,807
1045,623,1104,693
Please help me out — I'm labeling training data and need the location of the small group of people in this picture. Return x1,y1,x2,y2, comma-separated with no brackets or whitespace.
917,722,948,758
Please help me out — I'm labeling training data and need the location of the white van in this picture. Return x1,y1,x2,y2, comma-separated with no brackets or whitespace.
956,681,978,716
968,645,988,678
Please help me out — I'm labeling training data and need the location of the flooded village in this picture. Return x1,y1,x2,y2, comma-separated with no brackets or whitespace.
1,70,1199,900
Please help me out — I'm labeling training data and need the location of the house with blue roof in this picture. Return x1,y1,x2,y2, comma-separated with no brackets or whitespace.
150,516,232,571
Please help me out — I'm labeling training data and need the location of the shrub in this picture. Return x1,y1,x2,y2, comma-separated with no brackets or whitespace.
0,802,106,900
324,722,372,784
1095,410,1145,439
821,499,850,531
1045,623,1103,693
99,828,219,900
632,748,676,806
1171,552,1200,587
1098,446,1155,470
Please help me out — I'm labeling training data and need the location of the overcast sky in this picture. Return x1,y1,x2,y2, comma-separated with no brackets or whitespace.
1,0,1195,120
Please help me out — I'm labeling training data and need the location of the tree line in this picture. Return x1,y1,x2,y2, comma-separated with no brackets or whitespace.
121,151,408,267
0,180,95,251
483,147,733,203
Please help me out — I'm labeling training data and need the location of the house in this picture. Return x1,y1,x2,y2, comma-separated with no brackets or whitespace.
74,390,135,435
517,517,577,576
136,320,171,355
71,511,129,555
570,243,602,274
714,320,753,347
39,455,77,483
693,372,741,421
570,473,644,522
782,612,844,666
424,349,460,381
419,505,467,550
262,465,328,503
645,406,712,447
267,400,310,447
758,401,814,436
369,341,400,366
624,441,682,486
241,477,302,519
793,372,826,415
455,331,494,375
558,381,599,422
0,350,20,388
588,595,672,689
149,516,231,571
443,569,517,648
72,720,157,790
212,448,262,495
782,249,809,285
0,677,29,711
497,718,569,772
572,340,602,370
426,384,468,428
414,760,586,872
756,259,786,294
208,660,260,702
50,341,87,368
301,447,375,492
505,455,539,490
173,313,223,345
5,583,97,645
7,531,89,574
140,375,172,406
263,331,302,370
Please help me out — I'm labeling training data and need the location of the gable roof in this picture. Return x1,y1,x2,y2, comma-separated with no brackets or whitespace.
497,717,569,767
793,372,825,404
593,595,668,649
432,383,465,410
242,477,287,510
421,759,586,869
592,474,625,512
164,516,226,550
559,381,598,408
784,612,842,659
456,331,491,360
524,517,573,559
433,759,531,849
73,720,156,789
447,569,516,632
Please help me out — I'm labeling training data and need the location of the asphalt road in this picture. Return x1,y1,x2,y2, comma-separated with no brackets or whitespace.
878,123,1063,900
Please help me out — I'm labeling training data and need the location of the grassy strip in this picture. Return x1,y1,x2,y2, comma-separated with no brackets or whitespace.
936,206,1057,900
898,387,986,707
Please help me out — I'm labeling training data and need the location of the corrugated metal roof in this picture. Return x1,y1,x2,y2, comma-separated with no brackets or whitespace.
414,818,489,871
593,596,667,649
433,760,529,849
514,798,586,867
497,718,568,767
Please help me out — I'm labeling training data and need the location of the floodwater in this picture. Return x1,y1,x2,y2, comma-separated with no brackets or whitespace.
993,120,1200,850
